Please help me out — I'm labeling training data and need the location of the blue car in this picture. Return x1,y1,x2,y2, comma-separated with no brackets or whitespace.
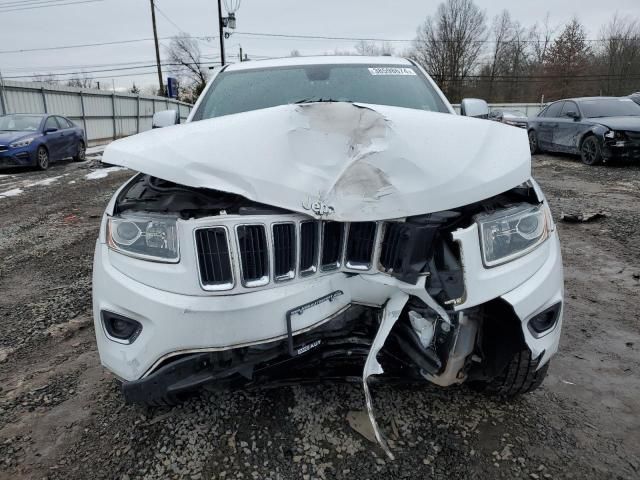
0,113,86,170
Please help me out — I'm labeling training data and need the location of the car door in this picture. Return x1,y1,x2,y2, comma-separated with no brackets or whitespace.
42,116,64,160
55,116,75,158
537,101,564,151
553,101,585,153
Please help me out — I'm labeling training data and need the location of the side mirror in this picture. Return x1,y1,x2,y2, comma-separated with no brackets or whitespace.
460,98,490,119
44,127,58,134
566,110,580,120
152,110,180,129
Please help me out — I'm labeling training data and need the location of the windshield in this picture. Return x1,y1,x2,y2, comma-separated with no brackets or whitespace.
579,98,640,118
192,64,449,120
0,114,43,132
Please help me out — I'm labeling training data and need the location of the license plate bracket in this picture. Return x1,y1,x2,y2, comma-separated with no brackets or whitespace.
285,290,344,356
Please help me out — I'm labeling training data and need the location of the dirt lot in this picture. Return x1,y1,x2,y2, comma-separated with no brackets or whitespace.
0,153,638,480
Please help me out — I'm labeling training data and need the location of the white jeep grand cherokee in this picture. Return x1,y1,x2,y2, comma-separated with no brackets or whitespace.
93,56,563,456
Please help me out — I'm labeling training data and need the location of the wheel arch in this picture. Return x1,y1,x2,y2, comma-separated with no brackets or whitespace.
577,125,606,149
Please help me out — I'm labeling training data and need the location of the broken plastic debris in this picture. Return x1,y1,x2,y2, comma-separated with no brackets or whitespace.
362,290,408,461
408,310,436,349
560,211,608,223
346,410,377,444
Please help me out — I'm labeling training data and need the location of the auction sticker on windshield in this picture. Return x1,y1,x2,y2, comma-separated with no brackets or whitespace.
368,67,416,76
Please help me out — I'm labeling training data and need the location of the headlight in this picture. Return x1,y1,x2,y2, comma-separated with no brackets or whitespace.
107,214,179,262
604,130,625,140
476,203,552,267
9,137,35,148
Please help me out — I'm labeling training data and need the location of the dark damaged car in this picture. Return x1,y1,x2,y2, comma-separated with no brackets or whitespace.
92,57,563,458
527,96,640,165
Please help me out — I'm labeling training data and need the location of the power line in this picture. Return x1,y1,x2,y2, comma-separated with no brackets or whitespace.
0,0,102,13
153,1,184,33
3,61,222,79
0,0,76,6
0,35,213,55
233,31,611,44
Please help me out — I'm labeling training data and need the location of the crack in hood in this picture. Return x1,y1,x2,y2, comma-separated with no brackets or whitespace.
103,102,531,221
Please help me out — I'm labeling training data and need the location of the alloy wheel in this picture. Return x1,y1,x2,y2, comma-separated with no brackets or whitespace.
37,148,49,170
581,138,600,165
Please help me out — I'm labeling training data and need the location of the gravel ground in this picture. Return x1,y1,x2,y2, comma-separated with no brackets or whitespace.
0,153,638,479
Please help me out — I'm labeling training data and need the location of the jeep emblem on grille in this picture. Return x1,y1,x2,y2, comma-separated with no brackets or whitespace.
302,197,335,216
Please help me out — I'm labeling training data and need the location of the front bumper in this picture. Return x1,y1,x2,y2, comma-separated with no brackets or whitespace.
93,227,564,383
0,147,36,167
603,140,640,161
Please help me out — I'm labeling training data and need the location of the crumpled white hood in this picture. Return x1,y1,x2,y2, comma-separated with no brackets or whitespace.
103,102,531,221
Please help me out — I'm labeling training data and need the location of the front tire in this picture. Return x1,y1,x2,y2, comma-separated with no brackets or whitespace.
580,136,602,165
528,130,540,154
73,141,86,162
36,146,49,170
476,349,549,397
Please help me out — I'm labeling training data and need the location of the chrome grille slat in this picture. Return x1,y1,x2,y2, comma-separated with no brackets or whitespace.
346,222,377,270
237,225,269,286
194,227,234,290
299,220,319,276
380,222,405,272
321,221,344,271
272,223,295,281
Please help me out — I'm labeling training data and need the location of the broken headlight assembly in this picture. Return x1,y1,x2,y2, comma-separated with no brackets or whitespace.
477,203,552,267
107,215,179,262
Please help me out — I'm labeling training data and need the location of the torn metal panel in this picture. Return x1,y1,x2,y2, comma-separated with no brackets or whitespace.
103,102,531,222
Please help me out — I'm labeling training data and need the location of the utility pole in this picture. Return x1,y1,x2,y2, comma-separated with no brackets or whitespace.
0,69,8,115
150,0,164,96
217,0,225,66
239,46,243,62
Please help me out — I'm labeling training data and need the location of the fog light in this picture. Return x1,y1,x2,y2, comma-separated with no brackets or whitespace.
102,311,142,344
527,303,561,337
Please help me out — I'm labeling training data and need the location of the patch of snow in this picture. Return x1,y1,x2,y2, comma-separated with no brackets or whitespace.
68,180,77,184
27,175,64,187
85,166,126,180
0,188,23,198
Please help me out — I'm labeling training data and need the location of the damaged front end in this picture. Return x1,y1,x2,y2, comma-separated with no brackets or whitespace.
93,101,563,459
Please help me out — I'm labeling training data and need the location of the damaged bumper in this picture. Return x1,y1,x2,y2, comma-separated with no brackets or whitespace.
93,223,563,390
603,139,640,161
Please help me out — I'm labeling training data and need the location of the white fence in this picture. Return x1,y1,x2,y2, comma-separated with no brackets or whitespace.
0,80,192,146
452,102,544,116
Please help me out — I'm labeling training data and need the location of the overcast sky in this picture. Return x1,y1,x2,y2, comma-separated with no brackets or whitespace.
0,0,638,91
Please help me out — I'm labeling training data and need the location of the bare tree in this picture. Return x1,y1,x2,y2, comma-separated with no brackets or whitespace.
289,49,301,57
130,83,141,94
32,73,59,85
484,10,514,100
529,13,556,66
67,73,95,89
411,0,487,101
165,34,209,103
354,40,394,56
595,15,640,95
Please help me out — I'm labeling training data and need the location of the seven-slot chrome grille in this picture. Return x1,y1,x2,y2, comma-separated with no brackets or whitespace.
194,219,385,292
